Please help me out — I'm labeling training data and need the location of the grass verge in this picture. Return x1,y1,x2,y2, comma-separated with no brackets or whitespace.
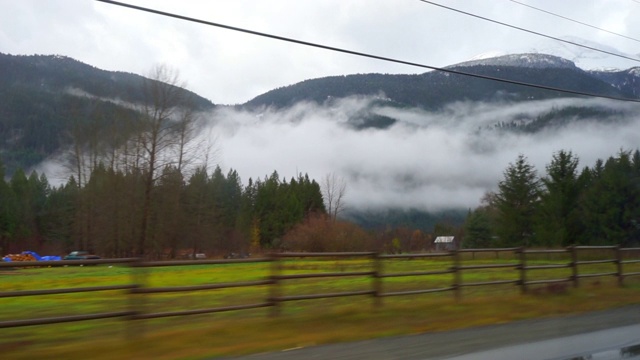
1,259,639,359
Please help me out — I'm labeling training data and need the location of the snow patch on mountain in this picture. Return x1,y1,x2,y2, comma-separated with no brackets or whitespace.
459,36,639,72
451,53,577,70
466,51,508,61
523,36,639,71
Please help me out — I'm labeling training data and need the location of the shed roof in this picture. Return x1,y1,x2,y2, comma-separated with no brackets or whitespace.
434,236,455,243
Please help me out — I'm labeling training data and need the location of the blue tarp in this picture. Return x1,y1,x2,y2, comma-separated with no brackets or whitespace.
2,251,61,262
21,250,42,260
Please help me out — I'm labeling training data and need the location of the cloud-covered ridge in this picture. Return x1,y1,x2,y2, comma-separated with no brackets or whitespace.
196,96,640,211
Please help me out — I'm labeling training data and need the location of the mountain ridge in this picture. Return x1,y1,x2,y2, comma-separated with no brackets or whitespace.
1,52,639,175
0,53,216,110
243,53,638,111
0,53,215,173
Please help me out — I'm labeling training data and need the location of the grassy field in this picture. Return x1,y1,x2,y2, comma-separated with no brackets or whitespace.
1,252,639,359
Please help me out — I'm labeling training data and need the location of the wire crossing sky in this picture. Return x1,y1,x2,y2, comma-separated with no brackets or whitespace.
508,0,640,43
95,0,640,104
418,0,640,63
2,0,639,104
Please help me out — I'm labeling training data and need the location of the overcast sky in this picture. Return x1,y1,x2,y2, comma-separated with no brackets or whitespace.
2,0,639,105
4,0,640,212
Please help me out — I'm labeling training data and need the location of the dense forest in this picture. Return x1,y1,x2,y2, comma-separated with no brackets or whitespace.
3,148,640,259
465,149,640,248
0,161,326,258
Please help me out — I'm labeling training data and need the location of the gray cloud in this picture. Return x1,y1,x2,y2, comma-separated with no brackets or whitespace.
207,97,640,211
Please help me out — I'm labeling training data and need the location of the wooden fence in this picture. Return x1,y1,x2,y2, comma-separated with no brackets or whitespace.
1,246,639,329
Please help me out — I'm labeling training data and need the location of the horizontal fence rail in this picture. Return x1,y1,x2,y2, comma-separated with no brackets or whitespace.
1,246,639,330
376,252,455,298
268,252,378,315
0,257,140,328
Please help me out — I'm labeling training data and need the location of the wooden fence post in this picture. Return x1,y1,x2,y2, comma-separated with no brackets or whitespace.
452,248,461,301
615,245,624,287
128,258,147,339
269,253,281,317
570,245,579,288
373,252,383,307
518,247,527,294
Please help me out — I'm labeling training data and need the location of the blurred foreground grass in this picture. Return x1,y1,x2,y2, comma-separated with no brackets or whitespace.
1,256,639,359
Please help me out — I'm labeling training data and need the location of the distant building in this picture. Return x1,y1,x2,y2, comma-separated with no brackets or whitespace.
434,236,456,251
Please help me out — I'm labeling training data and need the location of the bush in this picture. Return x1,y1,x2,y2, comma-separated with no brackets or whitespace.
281,214,374,252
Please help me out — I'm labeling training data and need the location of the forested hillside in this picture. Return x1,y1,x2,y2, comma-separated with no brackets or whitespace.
0,53,214,174
2,53,636,174
243,62,629,110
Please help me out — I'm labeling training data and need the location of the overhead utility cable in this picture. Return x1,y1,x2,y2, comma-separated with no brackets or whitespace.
418,0,640,64
509,0,640,43
95,0,640,104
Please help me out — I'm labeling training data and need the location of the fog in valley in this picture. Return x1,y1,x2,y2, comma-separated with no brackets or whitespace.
33,94,640,214
207,96,640,212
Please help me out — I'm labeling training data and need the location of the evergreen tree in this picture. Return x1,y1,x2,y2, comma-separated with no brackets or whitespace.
463,209,492,248
579,151,640,245
252,171,326,248
151,165,184,259
183,166,215,257
0,160,18,253
492,155,541,246
10,169,33,242
41,180,78,251
535,150,581,246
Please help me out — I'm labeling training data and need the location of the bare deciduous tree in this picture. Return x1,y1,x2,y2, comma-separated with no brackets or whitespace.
322,172,347,222
134,65,199,256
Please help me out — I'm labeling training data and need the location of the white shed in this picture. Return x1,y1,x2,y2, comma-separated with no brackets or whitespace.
434,236,456,251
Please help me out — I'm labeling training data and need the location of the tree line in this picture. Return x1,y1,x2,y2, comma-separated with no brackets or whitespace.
465,149,640,248
0,160,327,258
5,148,637,258
0,157,440,257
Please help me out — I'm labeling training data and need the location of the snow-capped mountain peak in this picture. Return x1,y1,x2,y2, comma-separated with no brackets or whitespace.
450,53,578,70
456,36,639,72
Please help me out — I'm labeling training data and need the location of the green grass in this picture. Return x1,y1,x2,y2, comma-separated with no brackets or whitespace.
1,256,639,359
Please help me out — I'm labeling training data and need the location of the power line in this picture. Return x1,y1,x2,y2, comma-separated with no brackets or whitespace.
95,0,640,104
417,0,640,64
509,0,640,43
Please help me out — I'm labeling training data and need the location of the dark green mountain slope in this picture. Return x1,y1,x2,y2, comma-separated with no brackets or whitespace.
0,53,214,109
243,62,630,110
0,53,215,173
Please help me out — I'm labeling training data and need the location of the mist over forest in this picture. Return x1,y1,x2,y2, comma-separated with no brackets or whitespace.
3,52,640,257
210,95,640,212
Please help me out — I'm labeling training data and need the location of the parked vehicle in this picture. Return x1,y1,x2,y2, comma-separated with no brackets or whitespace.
63,251,101,260
224,252,250,259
